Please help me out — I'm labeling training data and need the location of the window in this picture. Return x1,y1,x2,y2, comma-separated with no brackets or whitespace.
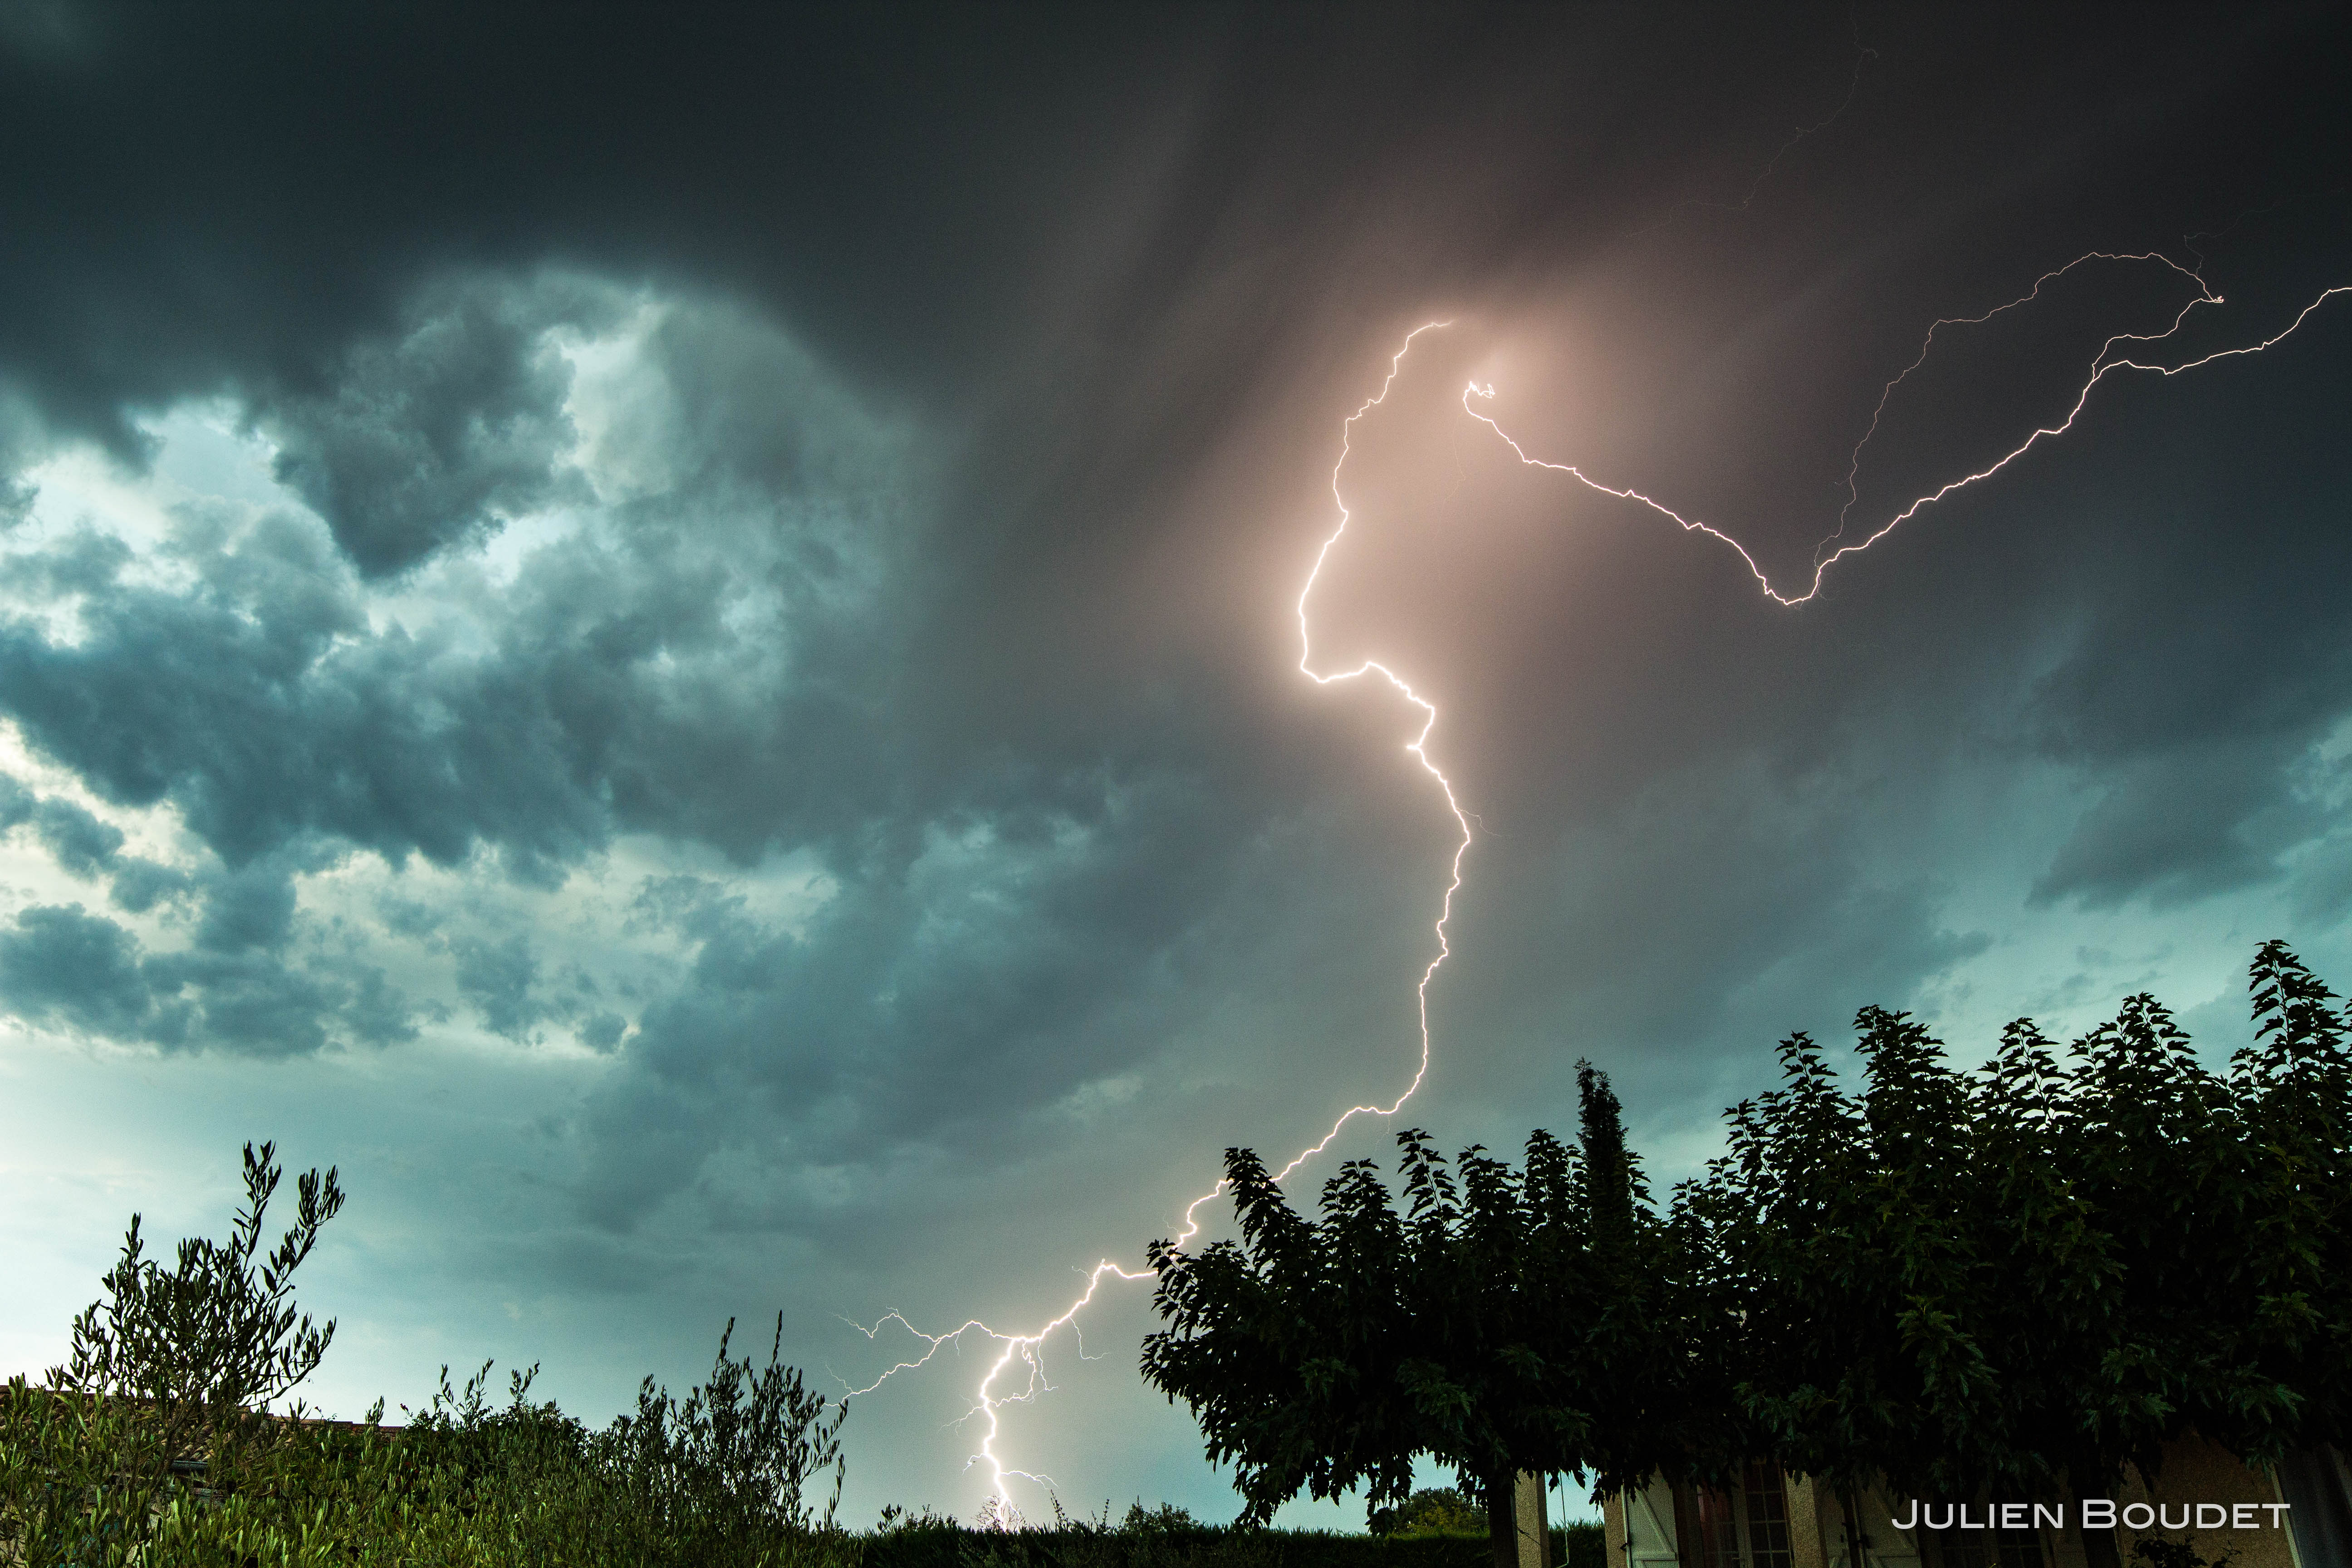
1677,1464,1795,1568
1742,1463,1794,1568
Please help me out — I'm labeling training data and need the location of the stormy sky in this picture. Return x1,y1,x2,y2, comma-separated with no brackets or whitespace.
2,0,2349,1526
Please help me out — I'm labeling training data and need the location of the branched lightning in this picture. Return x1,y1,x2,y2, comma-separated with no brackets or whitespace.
847,250,2346,1523
1466,254,2351,606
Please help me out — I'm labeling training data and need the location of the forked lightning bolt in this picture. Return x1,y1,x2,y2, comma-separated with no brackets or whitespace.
847,251,2346,1522
1467,253,2351,606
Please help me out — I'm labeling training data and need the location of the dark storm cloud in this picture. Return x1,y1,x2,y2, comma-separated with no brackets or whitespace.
1496,760,1992,1052
0,3,1215,466
0,284,912,1065
0,903,147,1038
569,760,1265,1224
33,799,124,879
258,277,607,576
0,773,190,913
0,249,1337,1136
452,933,542,1043
0,11,2339,978
107,858,192,915
2005,331,2352,909
2032,743,2303,910
2293,831,2352,926
194,858,300,954
0,775,122,878
0,281,902,877
0,775,195,913
0,881,412,1056
143,946,342,1055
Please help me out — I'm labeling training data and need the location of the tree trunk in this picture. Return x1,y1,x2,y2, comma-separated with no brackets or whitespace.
1489,1469,1522,1568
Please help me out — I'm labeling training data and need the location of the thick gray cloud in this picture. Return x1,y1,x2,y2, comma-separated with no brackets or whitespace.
0,775,123,877
0,882,410,1057
0,286,920,878
0,267,1338,1197
0,903,148,1037
258,278,607,576
452,933,542,1043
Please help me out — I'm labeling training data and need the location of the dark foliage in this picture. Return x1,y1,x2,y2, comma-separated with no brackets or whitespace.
1142,1063,1707,1568
860,1513,1604,1568
1694,941,2352,1500
1149,941,2352,1529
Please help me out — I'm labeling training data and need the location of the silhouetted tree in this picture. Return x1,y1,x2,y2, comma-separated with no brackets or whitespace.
1142,1065,1715,1568
1695,942,2352,1512
1147,944,2352,1552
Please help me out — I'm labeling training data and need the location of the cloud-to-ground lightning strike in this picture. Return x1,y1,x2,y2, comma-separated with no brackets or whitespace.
840,321,1472,1522
848,252,2347,1523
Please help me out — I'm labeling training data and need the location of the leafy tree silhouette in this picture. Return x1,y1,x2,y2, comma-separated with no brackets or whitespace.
1142,1065,1715,1568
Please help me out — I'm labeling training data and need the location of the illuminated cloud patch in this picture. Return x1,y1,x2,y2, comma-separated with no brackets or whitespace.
0,274,924,1068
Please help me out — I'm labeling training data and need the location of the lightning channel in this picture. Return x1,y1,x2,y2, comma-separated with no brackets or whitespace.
848,251,2345,1524
1465,255,2350,605
840,319,1470,1524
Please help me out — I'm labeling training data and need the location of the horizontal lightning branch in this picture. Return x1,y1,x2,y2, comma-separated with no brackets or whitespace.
1467,255,2350,606
847,253,2345,1520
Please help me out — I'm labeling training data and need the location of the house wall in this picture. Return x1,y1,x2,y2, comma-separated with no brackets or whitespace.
1783,1470,1828,1568
2111,1441,2296,1568
1609,1441,2293,1568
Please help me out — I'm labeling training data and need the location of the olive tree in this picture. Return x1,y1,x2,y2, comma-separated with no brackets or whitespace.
53,1140,346,1511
